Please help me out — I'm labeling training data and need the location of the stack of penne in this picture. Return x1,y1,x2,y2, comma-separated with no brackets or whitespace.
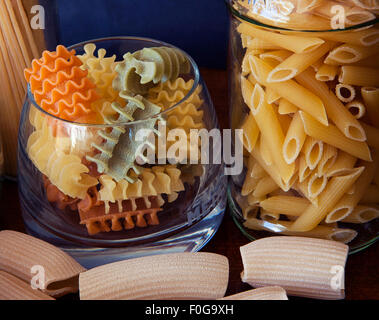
235,0,379,244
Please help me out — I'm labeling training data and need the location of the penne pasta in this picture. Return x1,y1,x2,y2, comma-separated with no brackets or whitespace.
302,136,324,170
245,37,283,50
361,87,379,127
296,68,366,142
248,83,296,183
342,205,379,223
247,193,266,206
278,98,298,115
289,166,364,231
325,43,379,65
316,64,339,81
317,144,338,176
308,172,328,199
326,154,378,223
0,271,55,300
260,195,310,216
239,112,260,153
251,161,267,179
326,151,357,177
299,111,371,161
240,236,349,299
253,176,279,198
260,134,274,166
267,42,335,82
219,286,288,300
299,154,313,183
335,83,356,103
295,178,319,206
79,253,229,300
339,65,379,87
249,56,328,125
346,100,366,119
283,112,306,164
259,50,292,64
266,87,281,104
312,28,379,46
237,23,325,54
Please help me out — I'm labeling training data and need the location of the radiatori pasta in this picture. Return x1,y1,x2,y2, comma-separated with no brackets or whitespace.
229,0,379,244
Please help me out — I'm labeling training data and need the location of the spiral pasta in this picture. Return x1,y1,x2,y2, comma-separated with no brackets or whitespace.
27,115,98,199
78,43,125,120
24,45,100,123
113,46,191,95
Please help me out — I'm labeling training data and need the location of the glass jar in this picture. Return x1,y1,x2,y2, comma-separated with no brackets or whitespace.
227,0,379,253
18,37,227,268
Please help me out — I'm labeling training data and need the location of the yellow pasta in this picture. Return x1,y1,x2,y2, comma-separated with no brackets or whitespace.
298,154,313,183
346,100,366,119
312,28,379,47
308,172,328,199
253,176,279,198
339,65,379,87
361,122,379,150
326,151,357,177
248,83,296,183
296,0,325,13
361,87,379,127
266,87,281,104
302,136,324,170
240,236,349,299
239,112,260,153
259,50,292,64
249,56,328,125
325,43,379,65
278,98,298,115
316,64,339,81
290,166,364,231
317,144,338,176
245,37,282,50
243,218,357,244
342,205,379,223
326,155,378,223
237,23,325,54
296,68,366,142
299,111,371,161
260,195,310,216
282,112,306,164
335,83,356,103
267,42,335,82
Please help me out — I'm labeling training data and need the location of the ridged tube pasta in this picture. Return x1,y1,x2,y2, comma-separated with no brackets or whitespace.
219,287,288,300
325,43,379,65
289,167,364,232
260,195,310,216
362,87,379,127
335,84,356,103
316,64,339,81
339,65,379,87
299,111,371,161
267,42,335,82
79,253,229,300
0,271,54,300
296,68,366,142
346,100,366,119
249,56,328,125
282,112,306,164
237,23,325,54
342,205,379,223
240,236,349,299
325,154,378,223
0,230,86,297
302,136,324,170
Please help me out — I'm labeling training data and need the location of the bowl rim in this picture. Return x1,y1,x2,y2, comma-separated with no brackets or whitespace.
225,0,379,33
26,36,201,127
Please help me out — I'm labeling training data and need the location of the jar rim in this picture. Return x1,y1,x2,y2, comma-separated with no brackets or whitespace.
226,0,379,33
26,36,201,128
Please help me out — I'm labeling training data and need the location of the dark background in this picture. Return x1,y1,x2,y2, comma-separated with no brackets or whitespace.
43,0,230,69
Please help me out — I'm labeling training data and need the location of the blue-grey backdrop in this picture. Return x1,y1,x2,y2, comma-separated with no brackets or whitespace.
44,0,230,69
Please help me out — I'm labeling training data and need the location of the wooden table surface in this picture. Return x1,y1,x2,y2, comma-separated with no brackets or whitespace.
0,68,378,300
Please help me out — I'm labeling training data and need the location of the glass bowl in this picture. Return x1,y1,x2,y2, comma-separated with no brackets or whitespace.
18,37,227,268
226,0,379,253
